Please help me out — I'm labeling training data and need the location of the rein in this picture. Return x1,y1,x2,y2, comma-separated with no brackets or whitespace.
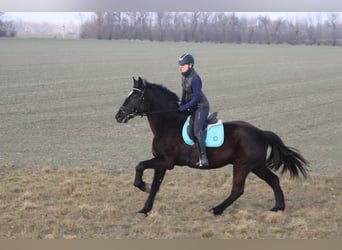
143,109,180,116
132,87,180,116
121,87,180,120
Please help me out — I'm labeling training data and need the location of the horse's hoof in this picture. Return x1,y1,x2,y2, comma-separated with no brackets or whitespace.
270,206,285,212
138,209,149,217
210,207,223,216
134,181,150,193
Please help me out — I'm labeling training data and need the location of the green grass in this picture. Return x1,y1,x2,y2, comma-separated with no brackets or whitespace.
1,39,342,174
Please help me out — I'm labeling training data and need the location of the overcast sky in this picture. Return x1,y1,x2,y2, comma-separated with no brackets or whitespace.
2,1,342,12
6,12,92,24
5,12,336,24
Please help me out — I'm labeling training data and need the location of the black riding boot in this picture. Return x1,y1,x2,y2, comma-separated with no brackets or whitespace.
195,130,209,167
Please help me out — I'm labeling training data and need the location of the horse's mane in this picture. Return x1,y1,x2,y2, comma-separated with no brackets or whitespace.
145,81,180,110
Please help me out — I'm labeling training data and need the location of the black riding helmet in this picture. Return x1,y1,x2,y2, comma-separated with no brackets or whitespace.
178,53,194,65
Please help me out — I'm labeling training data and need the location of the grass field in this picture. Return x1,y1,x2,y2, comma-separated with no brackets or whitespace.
0,39,341,238
0,166,341,239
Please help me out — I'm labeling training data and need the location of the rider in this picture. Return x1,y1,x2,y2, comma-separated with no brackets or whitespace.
178,53,210,167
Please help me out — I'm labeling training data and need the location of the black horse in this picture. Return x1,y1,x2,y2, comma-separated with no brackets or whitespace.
115,77,308,216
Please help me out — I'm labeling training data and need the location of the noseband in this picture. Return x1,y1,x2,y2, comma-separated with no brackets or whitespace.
119,86,181,122
119,87,145,121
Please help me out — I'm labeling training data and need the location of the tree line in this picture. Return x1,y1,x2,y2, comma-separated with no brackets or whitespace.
80,12,342,46
0,12,16,37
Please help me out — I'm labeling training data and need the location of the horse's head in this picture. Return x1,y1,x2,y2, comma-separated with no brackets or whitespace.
115,77,146,123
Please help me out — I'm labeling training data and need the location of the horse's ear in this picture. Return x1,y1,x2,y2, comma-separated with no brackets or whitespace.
137,77,145,89
133,77,139,88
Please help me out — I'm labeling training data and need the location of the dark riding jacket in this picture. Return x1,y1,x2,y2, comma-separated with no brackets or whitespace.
180,68,210,135
180,68,209,112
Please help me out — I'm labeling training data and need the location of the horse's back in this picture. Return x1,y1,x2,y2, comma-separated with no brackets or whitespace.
223,120,260,136
224,120,265,133
223,120,269,153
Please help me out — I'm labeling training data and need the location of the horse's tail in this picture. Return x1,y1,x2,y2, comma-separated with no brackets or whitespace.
264,131,309,178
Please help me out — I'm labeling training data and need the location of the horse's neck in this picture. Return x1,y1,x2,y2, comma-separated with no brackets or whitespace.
147,113,186,136
145,85,185,134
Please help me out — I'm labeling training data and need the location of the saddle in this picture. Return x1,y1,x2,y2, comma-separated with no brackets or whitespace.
182,112,224,147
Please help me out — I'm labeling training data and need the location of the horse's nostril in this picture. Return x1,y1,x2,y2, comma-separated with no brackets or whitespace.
115,111,124,122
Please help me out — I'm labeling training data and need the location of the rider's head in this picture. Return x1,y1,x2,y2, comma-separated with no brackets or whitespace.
178,53,194,76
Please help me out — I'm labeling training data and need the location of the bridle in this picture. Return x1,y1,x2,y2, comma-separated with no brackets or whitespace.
119,87,180,122
119,87,145,122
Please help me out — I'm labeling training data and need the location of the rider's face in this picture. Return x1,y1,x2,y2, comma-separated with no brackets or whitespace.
180,64,192,73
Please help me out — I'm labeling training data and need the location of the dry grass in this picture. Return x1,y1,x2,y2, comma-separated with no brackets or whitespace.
0,165,341,239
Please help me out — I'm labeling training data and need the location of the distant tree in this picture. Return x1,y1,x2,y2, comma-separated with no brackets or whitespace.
226,13,241,43
79,14,97,38
190,12,200,42
78,12,342,46
111,12,122,39
272,18,285,44
0,12,16,37
305,15,318,45
102,12,114,40
155,12,167,41
95,12,104,40
326,13,340,45
197,12,212,42
258,15,271,44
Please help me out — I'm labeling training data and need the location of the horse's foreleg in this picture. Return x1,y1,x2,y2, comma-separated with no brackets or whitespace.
134,161,148,192
138,168,167,215
133,158,171,215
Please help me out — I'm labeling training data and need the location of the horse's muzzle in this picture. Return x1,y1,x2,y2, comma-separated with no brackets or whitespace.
115,106,135,123
115,109,127,123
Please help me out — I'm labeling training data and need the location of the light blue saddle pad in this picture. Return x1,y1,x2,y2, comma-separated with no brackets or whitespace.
182,116,224,147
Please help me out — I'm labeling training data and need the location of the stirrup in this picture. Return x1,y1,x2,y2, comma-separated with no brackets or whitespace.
196,157,209,167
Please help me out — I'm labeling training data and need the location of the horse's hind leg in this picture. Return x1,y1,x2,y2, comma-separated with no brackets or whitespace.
211,164,249,215
252,166,285,211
